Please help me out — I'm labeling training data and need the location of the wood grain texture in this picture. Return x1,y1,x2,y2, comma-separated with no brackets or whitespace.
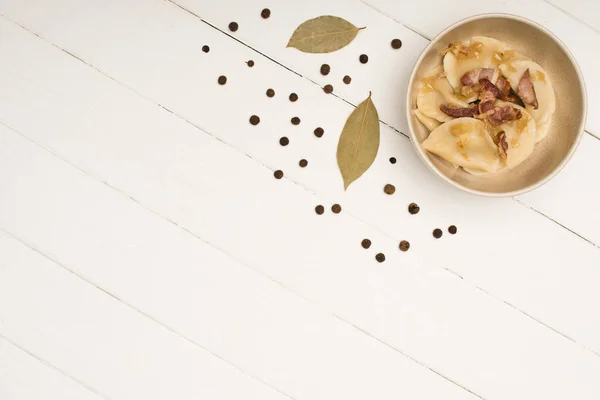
542,0,600,34
1,0,599,357
0,229,292,400
0,126,479,400
1,0,600,399
1,82,600,399
0,338,104,400
0,15,600,399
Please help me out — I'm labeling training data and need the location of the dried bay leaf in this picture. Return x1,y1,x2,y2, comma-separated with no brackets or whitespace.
287,16,365,54
337,92,380,190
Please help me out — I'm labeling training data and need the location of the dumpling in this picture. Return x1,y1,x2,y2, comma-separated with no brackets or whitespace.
423,118,502,173
417,65,469,122
535,118,552,142
499,60,555,141
415,109,441,132
443,36,508,89
495,102,537,169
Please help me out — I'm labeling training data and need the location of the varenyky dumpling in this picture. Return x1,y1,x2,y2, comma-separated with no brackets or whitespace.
415,109,441,132
442,36,508,89
495,102,537,169
423,118,502,173
499,60,556,141
417,65,469,123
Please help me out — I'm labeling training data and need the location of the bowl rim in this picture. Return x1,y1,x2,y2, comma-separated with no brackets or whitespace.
406,12,588,197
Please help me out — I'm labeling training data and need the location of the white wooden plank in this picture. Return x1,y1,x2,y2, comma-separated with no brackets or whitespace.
1,23,600,399
519,133,600,245
1,2,600,361
540,0,600,34
0,127,479,400
0,337,104,400
1,0,599,246
362,0,600,137
0,235,291,400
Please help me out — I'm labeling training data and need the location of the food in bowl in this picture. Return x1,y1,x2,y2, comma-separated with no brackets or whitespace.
415,36,556,175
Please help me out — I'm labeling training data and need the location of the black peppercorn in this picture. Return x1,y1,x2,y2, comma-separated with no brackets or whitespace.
408,203,420,215
391,39,402,49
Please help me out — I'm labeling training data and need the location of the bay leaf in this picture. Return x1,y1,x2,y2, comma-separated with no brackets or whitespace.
287,16,365,54
337,92,380,190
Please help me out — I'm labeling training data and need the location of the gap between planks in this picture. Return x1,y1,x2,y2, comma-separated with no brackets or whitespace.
2,12,599,367
541,0,600,36
360,0,432,41
0,332,115,400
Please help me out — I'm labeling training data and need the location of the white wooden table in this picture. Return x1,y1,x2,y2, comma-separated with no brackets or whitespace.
1,1,599,399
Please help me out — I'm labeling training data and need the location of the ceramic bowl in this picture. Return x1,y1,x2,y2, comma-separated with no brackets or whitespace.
406,13,587,196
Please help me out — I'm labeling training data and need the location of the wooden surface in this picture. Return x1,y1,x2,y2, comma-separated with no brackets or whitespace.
0,1,599,399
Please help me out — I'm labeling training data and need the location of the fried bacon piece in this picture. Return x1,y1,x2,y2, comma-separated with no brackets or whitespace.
484,104,522,126
478,79,500,100
495,76,511,100
441,74,523,126
479,100,495,114
477,79,500,114
460,68,499,86
440,104,479,118
495,76,526,105
518,68,539,109
497,131,508,159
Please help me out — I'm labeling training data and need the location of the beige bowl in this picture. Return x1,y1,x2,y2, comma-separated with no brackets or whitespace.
406,14,587,196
